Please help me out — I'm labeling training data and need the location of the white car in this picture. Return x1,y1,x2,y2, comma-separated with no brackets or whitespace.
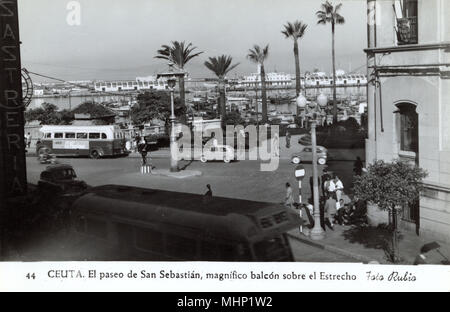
200,144,235,163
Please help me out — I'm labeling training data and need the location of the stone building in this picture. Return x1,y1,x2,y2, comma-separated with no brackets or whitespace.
365,0,450,242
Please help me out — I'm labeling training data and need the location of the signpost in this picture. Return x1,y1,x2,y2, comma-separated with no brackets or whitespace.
294,164,305,233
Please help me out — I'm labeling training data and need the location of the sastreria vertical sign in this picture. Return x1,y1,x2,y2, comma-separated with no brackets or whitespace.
0,0,27,201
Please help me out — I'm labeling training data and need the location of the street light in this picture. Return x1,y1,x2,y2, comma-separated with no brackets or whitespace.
157,63,186,172
296,93,307,128
296,93,327,240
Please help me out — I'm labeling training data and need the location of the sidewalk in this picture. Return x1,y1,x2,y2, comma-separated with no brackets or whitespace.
287,222,450,264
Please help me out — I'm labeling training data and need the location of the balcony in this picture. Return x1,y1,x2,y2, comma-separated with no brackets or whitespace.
396,16,418,45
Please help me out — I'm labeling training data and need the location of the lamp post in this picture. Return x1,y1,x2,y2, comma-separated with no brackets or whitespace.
296,93,327,240
157,63,186,172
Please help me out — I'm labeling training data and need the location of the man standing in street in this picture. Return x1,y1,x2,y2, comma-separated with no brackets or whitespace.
26,132,32,148
335,175,344,203
284,182,295,210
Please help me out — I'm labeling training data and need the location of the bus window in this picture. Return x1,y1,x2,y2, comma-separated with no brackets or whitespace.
89,133,101,139
44,133,52,138
135,227,164,253
77,133,88,139
54,133,63,139
65,132,75,139
75,216,86,233
101,133,107,139
253,236,289,261
200,241,236,261
165,233,197,259
86,218,108,239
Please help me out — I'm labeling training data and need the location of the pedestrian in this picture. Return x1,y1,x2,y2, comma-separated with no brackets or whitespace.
353,156,364,176
327,175,336,196
284,182,295,210
26,132,32,148
324,193,337,230
203,184,213,203
138,137,148,165
321,168,330,196
334,175,344,202
335,198,345,225
272,132,279,157
285,130,291,149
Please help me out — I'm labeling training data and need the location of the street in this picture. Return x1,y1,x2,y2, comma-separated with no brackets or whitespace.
26,151,358,263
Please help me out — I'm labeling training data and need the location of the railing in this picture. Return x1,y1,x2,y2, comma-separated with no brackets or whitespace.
397,16,418,45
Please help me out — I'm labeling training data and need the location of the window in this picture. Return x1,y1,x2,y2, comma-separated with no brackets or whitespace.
77,133,88,139
165,233,197,259
65,132,75,139
396,0,418,45
200,241,236,261
86,218,108,239
89,133,101,139
101,133,107,139
44,133,52,138
398,103,418,153
54,133,63,138
75,216,86,233
135,227,164,253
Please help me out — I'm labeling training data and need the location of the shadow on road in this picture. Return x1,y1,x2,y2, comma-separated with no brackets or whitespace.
179,160,194,171
342,225,404,260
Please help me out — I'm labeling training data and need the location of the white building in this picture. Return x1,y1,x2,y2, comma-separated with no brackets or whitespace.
238,65,293,88
94,76,168,92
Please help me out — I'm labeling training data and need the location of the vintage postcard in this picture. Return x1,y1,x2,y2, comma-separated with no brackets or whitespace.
0,0,449,293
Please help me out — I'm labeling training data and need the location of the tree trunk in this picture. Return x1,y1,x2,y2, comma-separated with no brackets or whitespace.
392,206,399,263
294,39,301,117
331,22,337,124
219,78,226,120
178,75,186,123
260,63,268,123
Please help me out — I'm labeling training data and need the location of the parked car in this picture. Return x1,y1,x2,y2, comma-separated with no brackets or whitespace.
291,146,328,165
38,164,88,195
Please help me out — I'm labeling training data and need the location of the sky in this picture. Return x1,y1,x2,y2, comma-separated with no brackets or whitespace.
18,0,368,81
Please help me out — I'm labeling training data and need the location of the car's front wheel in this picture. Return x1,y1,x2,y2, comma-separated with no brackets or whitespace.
318,157,326,165
200,155,207,163
292,157,301,164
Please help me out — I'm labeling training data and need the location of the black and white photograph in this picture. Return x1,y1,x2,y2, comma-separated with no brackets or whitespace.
0,0,449,292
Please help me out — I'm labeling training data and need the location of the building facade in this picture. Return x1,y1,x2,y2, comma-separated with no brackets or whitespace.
365,0,450,242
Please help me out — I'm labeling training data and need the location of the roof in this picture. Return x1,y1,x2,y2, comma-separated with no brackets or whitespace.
44,164,74,172
72,184,300,241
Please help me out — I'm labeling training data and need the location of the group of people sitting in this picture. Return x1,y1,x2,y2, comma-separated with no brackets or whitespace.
323,193,367,230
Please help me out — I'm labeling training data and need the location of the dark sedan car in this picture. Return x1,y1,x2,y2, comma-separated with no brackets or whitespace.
38,164,88,195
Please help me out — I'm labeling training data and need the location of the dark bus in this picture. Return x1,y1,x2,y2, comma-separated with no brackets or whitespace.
68,184,301,261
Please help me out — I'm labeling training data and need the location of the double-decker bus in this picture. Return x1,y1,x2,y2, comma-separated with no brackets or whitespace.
68,184,301,261
36,125,129,159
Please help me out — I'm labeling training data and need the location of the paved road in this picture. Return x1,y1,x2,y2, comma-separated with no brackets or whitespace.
26,153,359,263
27,155,356,204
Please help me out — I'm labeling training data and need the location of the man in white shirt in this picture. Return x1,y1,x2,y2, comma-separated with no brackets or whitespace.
335,176,344,202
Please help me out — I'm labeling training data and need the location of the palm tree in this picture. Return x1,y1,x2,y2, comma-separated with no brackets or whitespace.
282,20,308,117
155,41,203,109
204,55,239,119
247,44,269,123
316,1,345,123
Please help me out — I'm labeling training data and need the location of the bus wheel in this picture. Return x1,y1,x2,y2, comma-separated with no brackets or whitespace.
200,155,207,163
90,150,100,159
